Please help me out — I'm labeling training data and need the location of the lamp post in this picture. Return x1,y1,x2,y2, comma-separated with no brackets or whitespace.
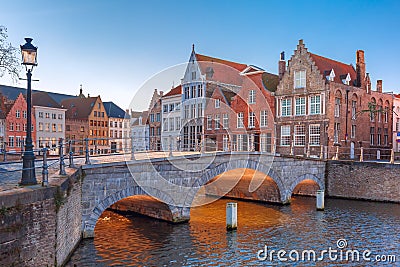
20,38,38,185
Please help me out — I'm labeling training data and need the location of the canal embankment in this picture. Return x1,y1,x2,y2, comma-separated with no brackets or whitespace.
0,168,83,266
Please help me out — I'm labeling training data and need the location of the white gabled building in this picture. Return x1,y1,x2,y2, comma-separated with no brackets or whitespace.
32,92,66,155
161,85,182,151
131,111,149,151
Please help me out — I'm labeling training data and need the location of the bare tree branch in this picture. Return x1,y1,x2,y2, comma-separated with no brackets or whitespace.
0,26,21,81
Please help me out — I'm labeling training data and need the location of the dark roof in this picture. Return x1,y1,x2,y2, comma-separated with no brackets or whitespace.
261,72,279,92
309,53,357,85
163,85,181,97
131,111,148,126
32,92,63,109
0,84,75,104
103,101,130,119
61,97,98,119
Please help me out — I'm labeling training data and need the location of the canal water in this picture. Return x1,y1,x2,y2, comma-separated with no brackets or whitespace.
67,196,400,266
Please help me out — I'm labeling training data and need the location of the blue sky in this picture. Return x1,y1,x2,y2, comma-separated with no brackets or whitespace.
1,0,400,110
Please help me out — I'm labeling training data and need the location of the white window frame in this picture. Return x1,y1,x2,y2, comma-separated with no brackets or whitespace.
280,125,291,146
309,124,320,146
215,114,220,129
215,99,220,108
237,112,244,128
295,97,306,116
310,95,321,115
260,110,267,127
223,113,229,129
249,90,256,104
294,70,306,88
207,115,212,130
281,98,292,117
351,125,356,138
223,135,229,151
248,112,255,128
294,125,306,146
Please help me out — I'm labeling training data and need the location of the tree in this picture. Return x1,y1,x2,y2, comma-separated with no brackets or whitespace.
0,26,20,80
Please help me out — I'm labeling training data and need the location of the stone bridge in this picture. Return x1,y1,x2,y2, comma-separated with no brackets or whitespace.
81,152,326,237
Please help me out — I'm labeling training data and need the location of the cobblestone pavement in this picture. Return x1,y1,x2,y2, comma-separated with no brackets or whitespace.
0,151,199,192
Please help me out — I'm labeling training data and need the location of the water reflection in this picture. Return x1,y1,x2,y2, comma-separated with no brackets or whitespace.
67,197,400,266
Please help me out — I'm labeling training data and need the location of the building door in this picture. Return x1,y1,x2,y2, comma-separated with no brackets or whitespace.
111,142,117,153
350,141,355,159
254,134,260,152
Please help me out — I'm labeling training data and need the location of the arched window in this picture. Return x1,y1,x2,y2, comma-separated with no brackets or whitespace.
351,93,358,120
370,97,376,122
334,90,342,118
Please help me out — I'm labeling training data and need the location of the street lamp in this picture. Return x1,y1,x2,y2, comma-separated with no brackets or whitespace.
20,38,38,185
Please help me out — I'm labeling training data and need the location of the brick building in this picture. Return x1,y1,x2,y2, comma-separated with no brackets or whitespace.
5,93,36,153
275,40,393,159
61,92,109,154
204,68,278,152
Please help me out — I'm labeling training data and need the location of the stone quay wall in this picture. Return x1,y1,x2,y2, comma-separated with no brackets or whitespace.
326,161,400,203
0,168,83,267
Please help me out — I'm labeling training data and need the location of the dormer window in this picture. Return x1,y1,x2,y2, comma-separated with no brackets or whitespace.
341,73,351,85
326,69,335,82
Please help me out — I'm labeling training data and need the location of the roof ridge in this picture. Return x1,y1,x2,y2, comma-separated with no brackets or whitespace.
195,53,247,70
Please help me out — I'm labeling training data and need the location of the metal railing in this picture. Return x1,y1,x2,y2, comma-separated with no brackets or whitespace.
0,135,397,190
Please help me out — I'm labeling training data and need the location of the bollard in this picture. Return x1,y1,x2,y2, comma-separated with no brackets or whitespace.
85,138,91,164
319,145,323,159
68,140,76,168
131,145,135,160
316,190,324,211
42,148,48,186
59,138,66,175
359,147,364,162
169,138,173,157
390,148,394,164
3,142,6,162
334,146,339,160
226,202,237,231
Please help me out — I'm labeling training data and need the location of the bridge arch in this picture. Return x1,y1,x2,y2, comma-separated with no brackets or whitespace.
285,173,325,201
192,159,287,204
83,186,189,238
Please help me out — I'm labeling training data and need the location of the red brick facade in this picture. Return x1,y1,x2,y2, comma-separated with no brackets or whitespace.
204,71,277,152
275,40,393,159
5,93,36,152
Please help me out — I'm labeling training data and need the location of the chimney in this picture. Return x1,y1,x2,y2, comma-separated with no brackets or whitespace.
377,80,383,93
160,91,164,96
279,51,286,80
79,84,83,95
356,50,366,89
